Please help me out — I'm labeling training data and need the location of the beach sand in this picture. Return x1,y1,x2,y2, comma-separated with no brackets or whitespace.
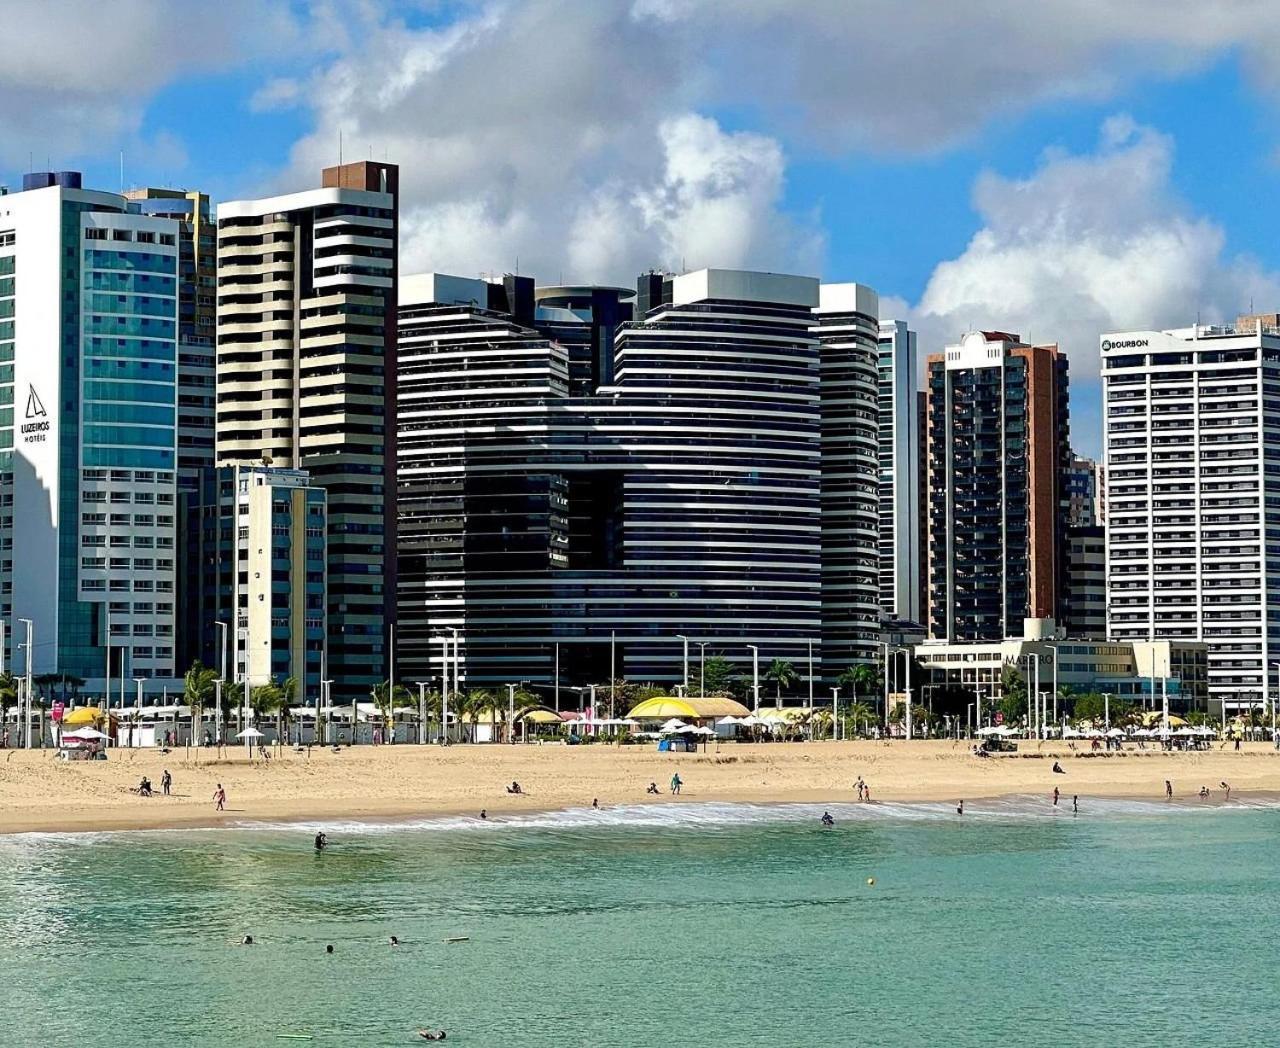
0,738,1274,834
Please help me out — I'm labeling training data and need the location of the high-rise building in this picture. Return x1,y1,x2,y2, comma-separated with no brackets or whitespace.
124,188,218,671
1102,318,1280,712
925,331,1070,642
216,161,398,695
1063,524,1106,640
396,268,855,691
0,172,180,680
875,320,921,623
1065,452,1102,528
815,285,881,674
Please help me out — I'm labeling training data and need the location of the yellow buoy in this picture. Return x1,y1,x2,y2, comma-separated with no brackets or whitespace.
866,877,875,886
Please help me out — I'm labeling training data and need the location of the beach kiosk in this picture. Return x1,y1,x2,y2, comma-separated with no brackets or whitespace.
626,697,751,750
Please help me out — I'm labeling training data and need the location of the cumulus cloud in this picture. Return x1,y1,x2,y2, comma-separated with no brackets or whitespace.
0,0,333,171
899,116,1280,394
279,1,821,283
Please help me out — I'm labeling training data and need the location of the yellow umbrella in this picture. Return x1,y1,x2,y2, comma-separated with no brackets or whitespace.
61,707,105,728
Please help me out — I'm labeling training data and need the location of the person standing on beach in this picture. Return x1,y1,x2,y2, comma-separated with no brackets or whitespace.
670,772,682,796
1221,781,1231,800
161,769,172,796
1052,787,1060,807
956,800,964,815
1072,795,1078,814
1165,780,1172,799
855,777,865,801
213,784,226,811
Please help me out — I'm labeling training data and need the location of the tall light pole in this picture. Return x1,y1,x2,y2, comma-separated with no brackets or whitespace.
609,629,617,718
506,683,517,745
698,642,707,696
19,618,32,749
322,679,334,744
215,620,228,683
554,641,560,713
134,677,144,709
808,640,815,708
415,681,429,745
831,685,840,741
748,644,760,712
677,635,689,693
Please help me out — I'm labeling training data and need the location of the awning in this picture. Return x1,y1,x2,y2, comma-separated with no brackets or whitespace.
626,696,751,721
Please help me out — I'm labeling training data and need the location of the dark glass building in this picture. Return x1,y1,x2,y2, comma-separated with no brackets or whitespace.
396,269,877,695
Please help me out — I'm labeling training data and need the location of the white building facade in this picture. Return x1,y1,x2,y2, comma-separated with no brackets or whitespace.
1102,321,1280,712
0,173,180,682
876,320,921,622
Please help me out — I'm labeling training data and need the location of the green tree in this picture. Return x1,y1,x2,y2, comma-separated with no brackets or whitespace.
279,675,298,745
701,655,735,696
252,679,285,739
0,670,18,707
371,680,411,741
764,658,799,700
220,680,244,742
1070,692,1108,722
458,688,494,742
184,660,217,742
843,700,874,738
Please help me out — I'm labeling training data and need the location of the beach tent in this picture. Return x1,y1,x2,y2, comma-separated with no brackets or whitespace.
62,727,110,741
626,696,751,724
62,707,106,728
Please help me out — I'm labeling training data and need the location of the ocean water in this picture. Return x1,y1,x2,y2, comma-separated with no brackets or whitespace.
3,798,1279,1047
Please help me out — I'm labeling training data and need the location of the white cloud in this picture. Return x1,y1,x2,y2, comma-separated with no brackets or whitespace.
281,2,821,284
898,116,1280,395
0,1,333,170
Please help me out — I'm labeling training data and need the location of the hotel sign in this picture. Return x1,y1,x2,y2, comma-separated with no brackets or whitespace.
21,383,49,443
1100,339,1149,351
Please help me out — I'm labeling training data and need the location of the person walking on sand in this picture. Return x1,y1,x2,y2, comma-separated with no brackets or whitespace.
1052,787,1060,807
855,776,865,801
670,772,682,796
161,769,172,796
1165,779,1172,799
213,784,226,811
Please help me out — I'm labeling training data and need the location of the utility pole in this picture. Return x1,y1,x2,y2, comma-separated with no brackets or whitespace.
677,635,689,692
698,642,707,697
19,618,33,749
748,645,760,711
415,681,428,745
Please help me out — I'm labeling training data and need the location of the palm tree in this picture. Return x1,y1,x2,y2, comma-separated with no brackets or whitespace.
279,675,298,746
252,679,284,741
184,660,217,744
844,700,874,738
371,680,411,742
220,680,244,743
459,688,494,743
764,658,798,701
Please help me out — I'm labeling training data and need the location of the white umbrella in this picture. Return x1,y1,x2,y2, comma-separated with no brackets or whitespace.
62,727,109,741
659,718,690,734
236,728,265,739
717,716,741,725
1106,728,1125,737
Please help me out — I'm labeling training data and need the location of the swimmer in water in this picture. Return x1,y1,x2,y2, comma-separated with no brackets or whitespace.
418,1030,447,1041
240,935,255,946
314,831,327,851
325,944,334,954
479,809,487,820
821,811,834,827
956,800,964,815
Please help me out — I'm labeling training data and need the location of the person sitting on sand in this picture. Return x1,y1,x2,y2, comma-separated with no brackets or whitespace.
1200,785,1210,799
506,781,522,795
137,776,153,797
646,782,661,795
1052,761,1065,774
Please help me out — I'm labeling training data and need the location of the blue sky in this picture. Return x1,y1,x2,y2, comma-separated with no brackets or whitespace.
6,1,1280,457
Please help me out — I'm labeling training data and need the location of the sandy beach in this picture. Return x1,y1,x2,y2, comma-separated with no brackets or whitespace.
0,739,1275,834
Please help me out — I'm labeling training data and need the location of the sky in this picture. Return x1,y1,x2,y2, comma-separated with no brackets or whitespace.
6,1,1280,457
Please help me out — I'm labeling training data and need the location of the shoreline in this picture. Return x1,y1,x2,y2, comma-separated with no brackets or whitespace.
1,739,1276,836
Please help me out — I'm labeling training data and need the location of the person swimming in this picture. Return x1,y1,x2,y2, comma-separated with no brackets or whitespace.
325,944,334,954
418,1030,447,1041
240,935,255,946
314,831,328,851
390,936,400,946
820,811,834,827
956,800,964,815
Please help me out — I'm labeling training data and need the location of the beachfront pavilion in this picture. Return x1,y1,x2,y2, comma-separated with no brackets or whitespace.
625,696,751,728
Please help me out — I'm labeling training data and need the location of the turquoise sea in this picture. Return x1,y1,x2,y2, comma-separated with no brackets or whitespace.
3,797,1279,1047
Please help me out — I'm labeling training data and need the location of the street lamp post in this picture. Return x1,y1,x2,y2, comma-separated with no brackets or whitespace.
415,681,429,745
19,618,33,749
830,685,840,741
809,640,815,708
507,683,516,745
698,642,707,697
677,635,689,693
748,645,760,712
